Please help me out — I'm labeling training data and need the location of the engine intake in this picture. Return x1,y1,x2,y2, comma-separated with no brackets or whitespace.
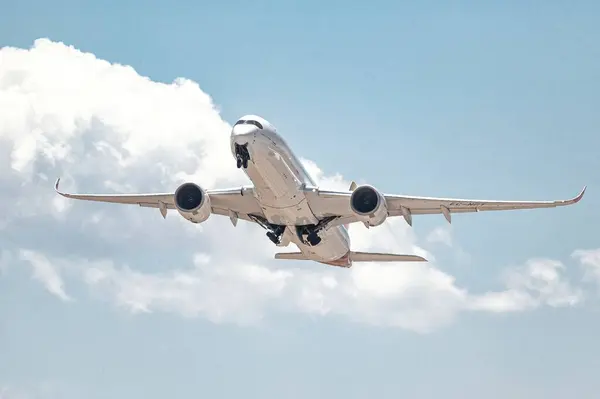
174,182,211,223
350,185,388,227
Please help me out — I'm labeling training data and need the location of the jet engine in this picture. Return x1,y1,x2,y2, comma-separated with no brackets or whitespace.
174,182,212,224
350,185,388,227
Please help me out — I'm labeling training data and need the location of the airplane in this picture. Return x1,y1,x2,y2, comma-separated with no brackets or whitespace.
54,114,586,268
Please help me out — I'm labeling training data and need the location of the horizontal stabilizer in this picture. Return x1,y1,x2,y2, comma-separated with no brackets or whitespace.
349,251,427,262
274,252,306,260
274,251,427,263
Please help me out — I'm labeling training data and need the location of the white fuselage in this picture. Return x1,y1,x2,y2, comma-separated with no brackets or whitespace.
230,115,351,265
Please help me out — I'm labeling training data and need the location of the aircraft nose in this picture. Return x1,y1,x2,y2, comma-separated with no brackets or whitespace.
231,123,258,142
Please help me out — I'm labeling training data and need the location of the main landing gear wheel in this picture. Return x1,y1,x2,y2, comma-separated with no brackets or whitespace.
266,231,280,244
307,231,321,246
266,225,286,245
295,225,323,247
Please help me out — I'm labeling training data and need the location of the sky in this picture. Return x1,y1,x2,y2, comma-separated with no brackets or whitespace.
1,1,600,398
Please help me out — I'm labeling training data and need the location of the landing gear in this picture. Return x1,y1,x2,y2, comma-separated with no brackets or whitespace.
307,231,322,246
267,231,280,244
246,214,339,248
295,216,338,247
235,143,250,169
266,225,286,245
296,226,322,246
248,214,285,246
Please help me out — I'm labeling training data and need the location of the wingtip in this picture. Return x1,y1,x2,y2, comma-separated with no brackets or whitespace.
573,185,587,203
54,177,67,197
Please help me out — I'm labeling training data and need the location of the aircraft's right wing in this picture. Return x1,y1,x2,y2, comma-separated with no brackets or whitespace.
304,184,587,226
54,178,265,224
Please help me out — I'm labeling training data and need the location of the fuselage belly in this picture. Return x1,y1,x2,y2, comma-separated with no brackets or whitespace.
230,118,350,264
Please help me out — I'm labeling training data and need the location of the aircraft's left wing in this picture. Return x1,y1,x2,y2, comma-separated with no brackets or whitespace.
304,185,586,227
54,178,265,223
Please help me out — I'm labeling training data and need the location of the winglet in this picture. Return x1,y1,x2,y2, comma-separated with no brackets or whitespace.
572,185,587,204
558,185,587,206
349,181,357,191
54,177,72,199
54,177,65,196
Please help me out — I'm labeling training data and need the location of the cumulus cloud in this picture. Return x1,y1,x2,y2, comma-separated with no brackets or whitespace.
426,226,453,247
468,258,583,312
573,248,600,286
18,249,71,301
0,38,593,333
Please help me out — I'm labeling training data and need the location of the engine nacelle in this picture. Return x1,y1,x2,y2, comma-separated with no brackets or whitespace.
174,182,211,224
350,185,388,227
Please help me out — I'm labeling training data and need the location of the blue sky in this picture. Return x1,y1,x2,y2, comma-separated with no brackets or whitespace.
1,1,599,398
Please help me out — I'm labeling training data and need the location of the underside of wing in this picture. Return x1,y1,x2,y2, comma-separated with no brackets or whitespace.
304,183,586,226
54,178,265,223
384,186,587,223
54,178,175,205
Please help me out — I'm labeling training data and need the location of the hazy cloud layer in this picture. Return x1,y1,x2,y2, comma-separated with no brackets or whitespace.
1,39,596,333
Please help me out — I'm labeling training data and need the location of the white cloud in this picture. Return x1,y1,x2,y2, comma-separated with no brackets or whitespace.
18,249,71,301
426,226,453,247
469,258,583,312
79,254,292,325
573,248,600,286
0,38,593,333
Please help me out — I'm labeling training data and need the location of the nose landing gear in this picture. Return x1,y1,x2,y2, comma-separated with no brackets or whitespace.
235,143,250,169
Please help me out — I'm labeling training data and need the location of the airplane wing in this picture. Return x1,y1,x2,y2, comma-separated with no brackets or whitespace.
304,184,587,226
54,178,265,223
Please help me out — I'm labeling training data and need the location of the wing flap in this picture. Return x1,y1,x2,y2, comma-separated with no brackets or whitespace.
210,207,263,223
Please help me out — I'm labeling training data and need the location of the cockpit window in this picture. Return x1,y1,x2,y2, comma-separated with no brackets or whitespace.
246,120,263,129
234,119,263,129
